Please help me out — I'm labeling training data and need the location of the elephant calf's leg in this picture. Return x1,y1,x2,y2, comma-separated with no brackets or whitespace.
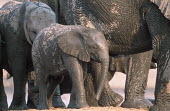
121,50,153,108
0,70,8,110
37,75,48,110
62,54,89,108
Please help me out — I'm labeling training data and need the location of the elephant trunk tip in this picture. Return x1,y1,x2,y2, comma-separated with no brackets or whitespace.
95,92,101,101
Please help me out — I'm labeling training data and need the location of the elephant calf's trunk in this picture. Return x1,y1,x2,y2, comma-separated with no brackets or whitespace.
96,59,109,100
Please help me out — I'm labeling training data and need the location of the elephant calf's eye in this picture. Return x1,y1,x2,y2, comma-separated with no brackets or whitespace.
32,31,37,35
93,45,98,49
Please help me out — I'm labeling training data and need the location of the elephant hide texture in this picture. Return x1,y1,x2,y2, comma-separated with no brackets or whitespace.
32,23,78,78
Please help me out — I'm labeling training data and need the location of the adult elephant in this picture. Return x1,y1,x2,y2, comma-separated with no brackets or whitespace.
0,0,56,110
25,0,157,108
58,0,170,111
25,1,170,111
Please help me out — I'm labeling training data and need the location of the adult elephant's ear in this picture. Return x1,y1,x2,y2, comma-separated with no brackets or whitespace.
58,32,90,62
19,1,35,45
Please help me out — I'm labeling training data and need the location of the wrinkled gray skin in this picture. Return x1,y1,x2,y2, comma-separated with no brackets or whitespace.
32,0,170,110
25,53,157,109
27,0,157,108
32,23,109,109
0,1,56,110
58,0,170,111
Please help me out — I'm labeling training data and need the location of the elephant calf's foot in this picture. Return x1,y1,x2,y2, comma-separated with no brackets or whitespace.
149,103,170,111
121,97,153,108
52,96,66,108
68,99,89,109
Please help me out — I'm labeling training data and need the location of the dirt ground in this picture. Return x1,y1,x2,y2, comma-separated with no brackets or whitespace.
26,107,147,111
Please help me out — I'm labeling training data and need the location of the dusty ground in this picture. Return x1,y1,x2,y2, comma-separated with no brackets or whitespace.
25,107,148,111
1,0,157,111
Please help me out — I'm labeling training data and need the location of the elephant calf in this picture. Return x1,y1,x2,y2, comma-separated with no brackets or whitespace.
32,23,109,109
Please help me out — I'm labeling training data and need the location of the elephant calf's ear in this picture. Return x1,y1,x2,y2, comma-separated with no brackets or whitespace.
57,33,90,62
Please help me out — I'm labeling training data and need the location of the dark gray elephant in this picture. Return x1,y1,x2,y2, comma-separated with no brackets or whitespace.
15,0,168,110
58,0,170,111
0,1,56,110
24,0,156,108
32,23,109,109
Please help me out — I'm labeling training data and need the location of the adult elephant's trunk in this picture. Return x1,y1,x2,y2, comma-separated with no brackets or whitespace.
96,59,109,100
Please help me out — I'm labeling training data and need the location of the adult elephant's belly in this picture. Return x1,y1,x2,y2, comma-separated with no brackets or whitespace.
88,0,153,55
64,0,153,55
107,24,153,55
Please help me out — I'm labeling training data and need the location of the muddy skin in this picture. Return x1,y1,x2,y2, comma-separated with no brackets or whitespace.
32,23,109,109
0,1,56,110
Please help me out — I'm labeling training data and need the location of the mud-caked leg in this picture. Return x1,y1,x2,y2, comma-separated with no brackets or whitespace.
27,80,38,109
46,76,65,108
121,50,153,108
9,57,28,110
27,71,38,109
62,54,89,108
149,51,170,111
52,85,66,108
37,74,48,110
89,61,123,106
0,70,8,110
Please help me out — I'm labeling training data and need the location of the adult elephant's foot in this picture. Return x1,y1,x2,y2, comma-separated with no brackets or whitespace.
98,88,123,106
9,102,28,110
52,95,66,108
37,104,49,110
122,51,153,108
149,103,170,111
0,94,8,110
0,71,8,110
98,82,123,106
150,81,170,111
121,97,152,108
27,99,37,109
68,95,89,109
68,100,89,109
0,102,8,110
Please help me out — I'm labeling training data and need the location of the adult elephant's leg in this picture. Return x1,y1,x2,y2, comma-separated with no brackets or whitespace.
89,61,123,106
27,71,38,109
9,56,28,110
0,69,8,110
121,50,153,108
62,54,89,108
84,72,99,106
149,50,170,111
52,85,66,108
